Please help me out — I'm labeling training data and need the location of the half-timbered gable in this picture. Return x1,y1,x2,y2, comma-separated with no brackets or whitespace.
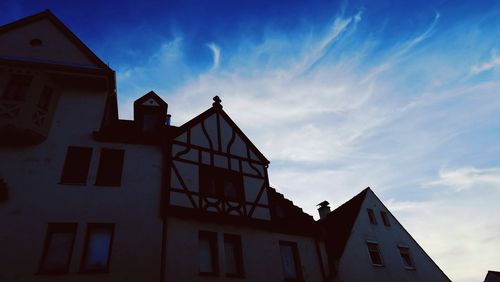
168,96,272,221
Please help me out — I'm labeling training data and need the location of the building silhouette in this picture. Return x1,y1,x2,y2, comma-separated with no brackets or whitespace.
0,10,451,282
484,271,500,282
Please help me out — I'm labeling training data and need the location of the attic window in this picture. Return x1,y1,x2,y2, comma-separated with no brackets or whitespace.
29,38,43,46
380,211,391,227
367,208,377,225
199,165,244,202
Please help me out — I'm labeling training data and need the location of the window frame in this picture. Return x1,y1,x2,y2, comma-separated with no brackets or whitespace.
380,211,391,227
198,230,219,276
38,223,77,275
223,234,245,277
366,241,384,267
367,208,377,225
199,165,245,202
279,240,303,281
398,245,416,270
79,223,115,273
94,148,125,187
59,146,93,185
1,74,32,101
38,85,53,110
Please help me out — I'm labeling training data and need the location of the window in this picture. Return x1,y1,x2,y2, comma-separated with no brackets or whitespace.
95,149,125,186
30,38,43,46
279,241,302,281
80,223,114,273
366,241,384,266
0,178,8,203
142,113,158,132
199,231,218,275
38,86,53,110
200,165,244,202
380,211,391,227
38,223,77,274
398,245,416,269
224,234,244,277
2,74,32,100
367,208,377,225
60,147,93,184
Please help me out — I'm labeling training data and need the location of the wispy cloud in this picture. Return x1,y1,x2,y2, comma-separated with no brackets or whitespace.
470,51,500,75
362,11,440,83
206,43,220,70
114,7,500,282
427,167,500,191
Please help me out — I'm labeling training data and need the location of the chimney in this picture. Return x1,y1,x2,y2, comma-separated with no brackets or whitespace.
165,114,171,126
317,201,331,220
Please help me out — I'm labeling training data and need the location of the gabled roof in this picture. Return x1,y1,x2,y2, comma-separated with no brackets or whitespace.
134,91,168,108
0,9,111,71
322,187,370,261
322,187,451,281
173,97,269,164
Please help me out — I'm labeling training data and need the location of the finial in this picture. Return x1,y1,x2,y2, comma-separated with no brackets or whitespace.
212,95,222,108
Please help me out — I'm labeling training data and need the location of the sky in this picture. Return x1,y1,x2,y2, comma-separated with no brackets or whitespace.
2,0,500,281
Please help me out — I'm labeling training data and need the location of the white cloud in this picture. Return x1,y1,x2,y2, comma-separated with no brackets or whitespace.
427,167,500,191
206,42,220,70
113,9,500,282
470,52,500,75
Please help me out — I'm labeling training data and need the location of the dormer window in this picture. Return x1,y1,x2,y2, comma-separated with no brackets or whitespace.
133,91,168,132
200,165,244,202
2,74,32,101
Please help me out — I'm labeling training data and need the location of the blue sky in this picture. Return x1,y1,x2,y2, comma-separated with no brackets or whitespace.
2,1,500,281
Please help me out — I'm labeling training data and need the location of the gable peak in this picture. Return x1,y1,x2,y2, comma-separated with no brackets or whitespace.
0,9,110,70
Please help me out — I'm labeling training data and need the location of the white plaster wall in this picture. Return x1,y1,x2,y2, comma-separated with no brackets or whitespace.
337,190,450,282
165,217,325,282
0,86,163,281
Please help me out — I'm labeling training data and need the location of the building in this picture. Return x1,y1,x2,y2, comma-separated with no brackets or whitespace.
0,10,327,282
319,188,451,282
484,271,500,282
0,10,164,282
0,10,451,282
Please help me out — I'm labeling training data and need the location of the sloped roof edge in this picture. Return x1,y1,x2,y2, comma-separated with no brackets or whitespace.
0,9,112,71
173,101,270,164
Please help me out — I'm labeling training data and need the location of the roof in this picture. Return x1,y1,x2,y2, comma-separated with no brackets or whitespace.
173,98,270,164
322,187,451,281
267,187,316,233
134,91,168,108
322,187,370,261
487,271,500,278
0,9,111,71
